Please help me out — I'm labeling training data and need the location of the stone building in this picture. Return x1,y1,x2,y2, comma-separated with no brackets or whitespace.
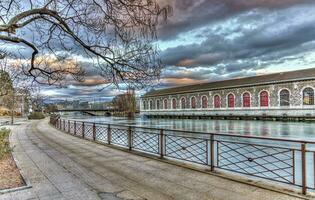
140,68,315,119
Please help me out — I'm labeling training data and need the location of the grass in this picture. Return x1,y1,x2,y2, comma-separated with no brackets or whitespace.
0,128,11,160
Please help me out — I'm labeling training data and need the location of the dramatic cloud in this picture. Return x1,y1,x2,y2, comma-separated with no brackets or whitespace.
41,0,315,100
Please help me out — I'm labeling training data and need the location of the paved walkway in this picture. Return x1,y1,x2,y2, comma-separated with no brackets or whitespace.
0,119,308,200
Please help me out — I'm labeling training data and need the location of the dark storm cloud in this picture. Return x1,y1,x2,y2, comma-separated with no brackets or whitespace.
160,2,315,71
158,0,312,41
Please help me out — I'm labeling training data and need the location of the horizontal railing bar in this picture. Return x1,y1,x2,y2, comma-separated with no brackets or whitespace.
215,140,301,151
64,118,315,144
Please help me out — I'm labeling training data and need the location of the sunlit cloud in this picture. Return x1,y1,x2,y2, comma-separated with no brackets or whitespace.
17,0,315,100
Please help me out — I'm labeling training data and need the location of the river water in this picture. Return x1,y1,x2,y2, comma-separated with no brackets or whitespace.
64,113,315,141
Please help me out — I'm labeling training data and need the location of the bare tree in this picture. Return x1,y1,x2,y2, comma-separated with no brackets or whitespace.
0,54,35,123
0,0,171,88
112,88,136,117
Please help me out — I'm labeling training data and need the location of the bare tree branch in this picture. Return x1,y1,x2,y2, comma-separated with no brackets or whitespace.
0,0,172,89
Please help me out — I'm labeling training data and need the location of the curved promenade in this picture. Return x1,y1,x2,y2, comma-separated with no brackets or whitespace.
0,119,308,200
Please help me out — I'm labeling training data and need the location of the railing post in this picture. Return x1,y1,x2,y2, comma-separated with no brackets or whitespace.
93,123,96,141
74,121,77,135
301,143,307,195
107,124,111,145
160,129,164,158
82,122,85,138
128,126,132,150
210,134,214,171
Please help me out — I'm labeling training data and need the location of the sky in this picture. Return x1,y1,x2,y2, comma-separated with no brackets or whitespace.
40,0,315,101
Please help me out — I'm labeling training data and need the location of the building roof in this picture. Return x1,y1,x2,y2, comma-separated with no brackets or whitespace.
143,68,315,98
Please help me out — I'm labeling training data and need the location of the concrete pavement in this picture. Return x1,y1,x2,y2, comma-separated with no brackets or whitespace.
0,119,309,200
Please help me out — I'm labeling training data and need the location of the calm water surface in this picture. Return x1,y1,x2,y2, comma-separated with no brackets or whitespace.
64,114,315,141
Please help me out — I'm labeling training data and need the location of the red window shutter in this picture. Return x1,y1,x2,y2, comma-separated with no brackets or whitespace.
260,91,269,107
191,97,196,108
202,96,208,108
214,95,221,108
228,94,234,108
243,93,250,107
172,99,176,109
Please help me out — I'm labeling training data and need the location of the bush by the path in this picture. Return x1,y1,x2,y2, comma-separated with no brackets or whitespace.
28,112,45,120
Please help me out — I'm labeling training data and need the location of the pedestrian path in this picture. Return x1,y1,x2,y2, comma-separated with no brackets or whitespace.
0,119,309,200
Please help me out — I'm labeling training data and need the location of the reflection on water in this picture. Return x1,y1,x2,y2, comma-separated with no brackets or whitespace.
65,114,315,141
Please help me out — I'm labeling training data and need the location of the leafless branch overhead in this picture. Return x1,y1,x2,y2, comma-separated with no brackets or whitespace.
0,0,172,88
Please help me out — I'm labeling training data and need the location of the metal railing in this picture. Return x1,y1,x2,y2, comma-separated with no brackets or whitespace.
0,121,10,126
49,116,315,194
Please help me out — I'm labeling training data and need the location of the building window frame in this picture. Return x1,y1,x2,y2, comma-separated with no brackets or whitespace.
143,100,147,110
172,98,177,109
259,90,269,107
214,94,221,108
156,99,160,110
302,86,315,106
180,97,186,109
279,88,290,107
163,99,168,110
242,91,251,108
149,100,153,110
191,96,197,109
201,95,208,108
227,93,235,108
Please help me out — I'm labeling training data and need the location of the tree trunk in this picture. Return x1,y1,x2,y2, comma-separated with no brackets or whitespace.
10,92,14,125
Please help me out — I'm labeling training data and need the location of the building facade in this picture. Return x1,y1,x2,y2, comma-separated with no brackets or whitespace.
140,68,315,119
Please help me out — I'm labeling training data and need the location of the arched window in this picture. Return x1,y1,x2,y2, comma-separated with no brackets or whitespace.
172,99,177,109
164,99,168,109
156,100,160,110
242,92,250,107
280,89,290,106
191,97,196,109
214,95,221,108
202,96,208,108
149,100,153,110
143,101,147,110
303,87,314,105
181,97,186,109
260,91,269,107
228,94,234,108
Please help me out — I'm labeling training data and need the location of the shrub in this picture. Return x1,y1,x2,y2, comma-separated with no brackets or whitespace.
28,112,45,120
0,128,11,159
